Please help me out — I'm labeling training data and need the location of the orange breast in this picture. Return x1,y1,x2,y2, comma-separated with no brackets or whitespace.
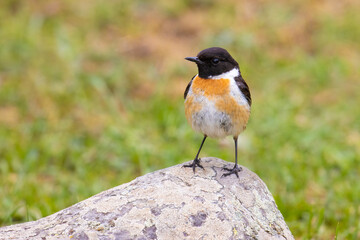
191,76,230,97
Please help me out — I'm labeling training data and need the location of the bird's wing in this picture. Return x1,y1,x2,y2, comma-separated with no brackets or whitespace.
234,75,252,106
184,75,196,99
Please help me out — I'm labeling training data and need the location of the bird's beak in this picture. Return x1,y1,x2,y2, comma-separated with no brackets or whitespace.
185,57,203,64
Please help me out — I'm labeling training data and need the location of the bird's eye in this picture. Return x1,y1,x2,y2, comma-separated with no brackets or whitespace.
212,58,220,64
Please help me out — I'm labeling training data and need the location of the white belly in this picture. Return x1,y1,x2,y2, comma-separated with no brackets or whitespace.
190,96,234,138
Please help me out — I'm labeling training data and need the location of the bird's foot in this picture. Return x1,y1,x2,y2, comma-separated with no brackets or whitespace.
222,165,242,178
183,158,204,173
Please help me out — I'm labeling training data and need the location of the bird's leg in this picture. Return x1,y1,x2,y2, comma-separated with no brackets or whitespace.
222,136,242,178
183,135,207,173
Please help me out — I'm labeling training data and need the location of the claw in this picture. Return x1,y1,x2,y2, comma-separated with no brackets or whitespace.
183,158,204,173
222,165,242,178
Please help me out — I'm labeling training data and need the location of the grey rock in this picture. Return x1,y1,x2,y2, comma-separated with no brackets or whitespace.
0,157,294,240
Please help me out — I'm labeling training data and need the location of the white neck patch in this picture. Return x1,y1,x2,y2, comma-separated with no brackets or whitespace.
209,68,240,79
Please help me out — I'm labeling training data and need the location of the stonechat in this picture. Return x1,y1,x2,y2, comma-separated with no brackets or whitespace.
183,47,252,177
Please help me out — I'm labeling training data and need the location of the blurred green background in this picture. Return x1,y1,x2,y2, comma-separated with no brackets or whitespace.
0,0,359,239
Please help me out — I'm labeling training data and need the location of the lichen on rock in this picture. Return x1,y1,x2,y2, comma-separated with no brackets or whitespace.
0,157,294,240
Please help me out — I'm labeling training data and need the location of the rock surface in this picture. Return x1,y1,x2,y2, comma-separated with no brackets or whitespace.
0,157,294,240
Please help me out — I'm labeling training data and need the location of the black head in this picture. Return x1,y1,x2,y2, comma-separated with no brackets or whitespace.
185,47,239,78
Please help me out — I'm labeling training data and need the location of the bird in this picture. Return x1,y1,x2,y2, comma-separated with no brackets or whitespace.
183,47,252,178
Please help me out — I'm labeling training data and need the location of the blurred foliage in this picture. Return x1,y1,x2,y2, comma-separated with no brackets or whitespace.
1,0,360,239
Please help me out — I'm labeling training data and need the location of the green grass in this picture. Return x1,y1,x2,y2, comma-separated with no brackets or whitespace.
1,0,360,239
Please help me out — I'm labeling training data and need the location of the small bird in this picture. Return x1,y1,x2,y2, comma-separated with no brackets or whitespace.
183,47,251,177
